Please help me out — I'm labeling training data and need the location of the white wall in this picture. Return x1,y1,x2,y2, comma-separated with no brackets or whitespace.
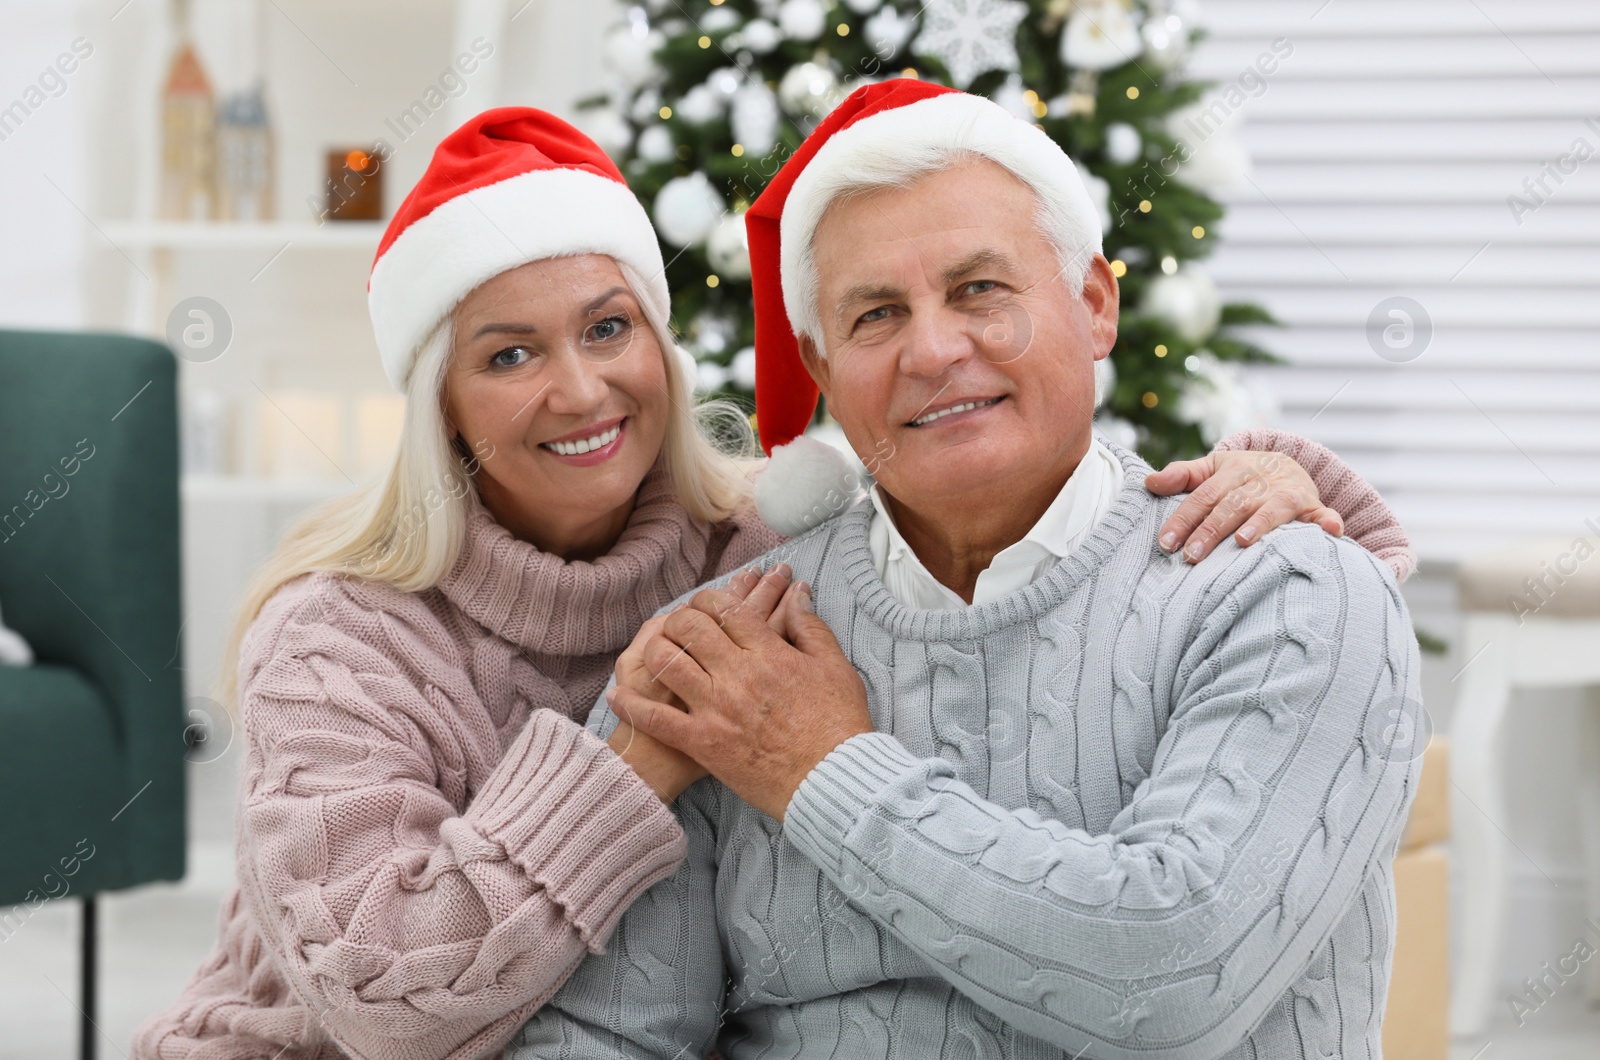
0,0,92,329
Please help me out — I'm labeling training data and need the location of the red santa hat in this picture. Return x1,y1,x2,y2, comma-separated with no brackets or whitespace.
368,107,694,393
744,80,1105,535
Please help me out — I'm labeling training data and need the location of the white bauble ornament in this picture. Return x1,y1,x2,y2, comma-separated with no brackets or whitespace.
1141,264,1221,343
702,6,741,32
778,0,827,40
707,66,741,98
636,124,675,163
581,108,632,158
1104,121,1141,164
731,81,781,155
844,0,883,13
736,18,782,53
864,6,917,59
1175,350,1278,445
603,26,664,88
1093,412,1140,451
1061,0,1142,72
913,0,1028,90
629,88,663,125
1078,169,1113,235
730,345,758,389
676,83,725,125
1167,104,1250,190
653,172,726,247
779,61,839,117
1139,10,1189,71
992,76,1034,121
690,312,736,355
697,359,730,392
706,213,752,280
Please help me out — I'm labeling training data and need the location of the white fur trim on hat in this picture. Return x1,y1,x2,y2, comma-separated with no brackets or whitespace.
754,434,866,536
369,167,671,392
778,92,1104,349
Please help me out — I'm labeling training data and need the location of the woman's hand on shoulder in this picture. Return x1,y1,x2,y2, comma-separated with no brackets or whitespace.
1145,449,1344,563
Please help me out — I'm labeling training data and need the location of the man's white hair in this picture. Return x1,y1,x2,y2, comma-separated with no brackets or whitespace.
778,91,1105,356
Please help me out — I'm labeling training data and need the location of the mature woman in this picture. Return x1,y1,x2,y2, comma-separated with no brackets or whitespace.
134,109,1412,1060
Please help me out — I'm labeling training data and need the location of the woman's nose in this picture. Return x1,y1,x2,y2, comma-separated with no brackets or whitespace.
543,347,610,414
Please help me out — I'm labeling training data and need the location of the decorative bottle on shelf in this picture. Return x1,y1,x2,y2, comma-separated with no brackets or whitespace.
159,0,216,221
216,82,274,221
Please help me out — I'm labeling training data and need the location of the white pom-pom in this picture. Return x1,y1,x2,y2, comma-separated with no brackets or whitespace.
755,434,864,536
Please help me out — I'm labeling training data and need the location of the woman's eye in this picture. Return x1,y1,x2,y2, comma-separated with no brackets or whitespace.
491,346,532,368
587,315,631,343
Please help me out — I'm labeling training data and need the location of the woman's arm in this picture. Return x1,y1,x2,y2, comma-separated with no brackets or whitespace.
1146,428,1416,582
234,576,689,1060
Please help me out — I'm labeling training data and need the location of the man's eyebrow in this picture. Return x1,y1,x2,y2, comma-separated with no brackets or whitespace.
941,249,1019,284
834,282,901,321
470,286,629,340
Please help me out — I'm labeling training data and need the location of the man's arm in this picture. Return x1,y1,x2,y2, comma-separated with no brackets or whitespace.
505,702,728,1060
779,530,1422,1059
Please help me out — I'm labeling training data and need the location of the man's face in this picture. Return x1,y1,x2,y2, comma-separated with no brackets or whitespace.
800,159,1119,509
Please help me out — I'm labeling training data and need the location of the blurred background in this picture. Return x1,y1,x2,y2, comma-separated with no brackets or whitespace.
0,0,1597,1057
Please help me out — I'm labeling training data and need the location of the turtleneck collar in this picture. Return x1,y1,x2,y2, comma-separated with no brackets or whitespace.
437,459,726,659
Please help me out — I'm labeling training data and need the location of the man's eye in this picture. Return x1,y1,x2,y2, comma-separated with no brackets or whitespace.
858,306,892,325
491,346,532,368
587,315,631,343
963,280,999,296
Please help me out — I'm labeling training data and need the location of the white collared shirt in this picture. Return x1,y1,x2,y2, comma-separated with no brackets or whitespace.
867,435,1123,610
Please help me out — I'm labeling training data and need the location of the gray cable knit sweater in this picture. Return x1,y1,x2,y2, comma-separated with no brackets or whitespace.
508,443,1424,1060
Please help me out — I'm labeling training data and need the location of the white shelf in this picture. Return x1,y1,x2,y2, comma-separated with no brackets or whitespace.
102,220,385,251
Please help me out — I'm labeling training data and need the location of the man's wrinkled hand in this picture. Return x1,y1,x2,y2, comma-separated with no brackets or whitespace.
607,565,798,804
608,567,873,821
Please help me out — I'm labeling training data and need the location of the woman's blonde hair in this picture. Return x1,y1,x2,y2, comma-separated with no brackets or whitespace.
217,259,759,708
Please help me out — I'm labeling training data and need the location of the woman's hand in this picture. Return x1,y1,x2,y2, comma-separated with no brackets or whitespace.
607,564,805,803
608,612,706,804
1145,449,1344,563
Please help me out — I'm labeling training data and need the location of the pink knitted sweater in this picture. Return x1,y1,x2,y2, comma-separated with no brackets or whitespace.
132,434,1411,1060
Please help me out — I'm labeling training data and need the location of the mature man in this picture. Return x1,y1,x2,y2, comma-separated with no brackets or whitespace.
509,81,1422,1060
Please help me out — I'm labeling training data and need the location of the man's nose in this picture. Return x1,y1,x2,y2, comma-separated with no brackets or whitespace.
899,305,975,379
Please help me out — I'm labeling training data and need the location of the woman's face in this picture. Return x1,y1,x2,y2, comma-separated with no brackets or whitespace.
444,254,670,558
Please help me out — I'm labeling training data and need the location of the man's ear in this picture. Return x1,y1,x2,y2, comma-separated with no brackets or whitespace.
1081,253,1121,359
797,332,832,400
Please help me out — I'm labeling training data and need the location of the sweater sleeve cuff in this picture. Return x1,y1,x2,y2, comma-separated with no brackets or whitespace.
465,708,688,951
783,731,925,879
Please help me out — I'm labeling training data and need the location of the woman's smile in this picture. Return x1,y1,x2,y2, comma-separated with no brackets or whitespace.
539,415,627,465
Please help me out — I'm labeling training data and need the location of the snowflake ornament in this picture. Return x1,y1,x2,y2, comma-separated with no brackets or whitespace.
911,0,1029,90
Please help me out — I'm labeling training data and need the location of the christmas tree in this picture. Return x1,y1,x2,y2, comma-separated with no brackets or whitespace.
582,0,1277,465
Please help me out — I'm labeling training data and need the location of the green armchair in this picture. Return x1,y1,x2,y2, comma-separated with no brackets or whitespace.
0,328,186,1059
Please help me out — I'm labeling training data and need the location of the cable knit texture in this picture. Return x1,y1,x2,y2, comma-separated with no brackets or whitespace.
511,441,1423,1060
1213,429,1416,583
132,463,782,1060
131,433,1405,1060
